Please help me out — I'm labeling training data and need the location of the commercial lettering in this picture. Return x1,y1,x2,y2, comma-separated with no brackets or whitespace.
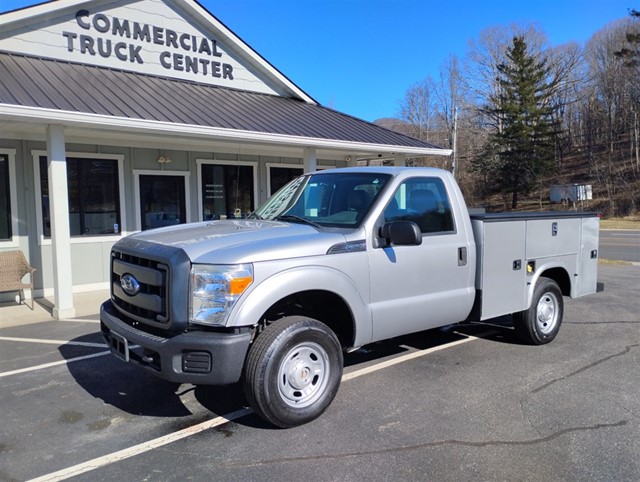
114,42,128,61
62,31,77,51
152,26,163,45
76,10,90,29
133,23,151,42
64,9,236,82
165,29,178,49
112,17,131,38
80,35,95,55
97,37,111,57
93,13,110,33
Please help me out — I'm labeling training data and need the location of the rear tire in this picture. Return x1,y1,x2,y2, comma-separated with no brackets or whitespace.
513,277,563,345
243,316,343,428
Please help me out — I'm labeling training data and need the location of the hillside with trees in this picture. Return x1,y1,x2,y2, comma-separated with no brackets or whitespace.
379,10,640,217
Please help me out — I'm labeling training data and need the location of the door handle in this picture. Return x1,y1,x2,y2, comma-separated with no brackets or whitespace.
458,247,467,266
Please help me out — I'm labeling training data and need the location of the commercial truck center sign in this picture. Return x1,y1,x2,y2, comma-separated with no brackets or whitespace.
62,10,234,80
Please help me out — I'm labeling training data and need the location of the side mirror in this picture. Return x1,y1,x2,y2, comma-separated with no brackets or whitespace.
380,221,422,246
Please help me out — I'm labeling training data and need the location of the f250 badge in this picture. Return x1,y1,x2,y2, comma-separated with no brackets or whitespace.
120,273,140,296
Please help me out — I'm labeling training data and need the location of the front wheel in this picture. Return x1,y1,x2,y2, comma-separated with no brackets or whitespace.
513,277,564,345
243,316,343,428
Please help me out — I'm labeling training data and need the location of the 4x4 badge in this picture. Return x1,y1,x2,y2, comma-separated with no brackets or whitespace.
120,273,140,296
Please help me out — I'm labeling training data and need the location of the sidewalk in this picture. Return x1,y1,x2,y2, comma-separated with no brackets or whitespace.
0,290,108,328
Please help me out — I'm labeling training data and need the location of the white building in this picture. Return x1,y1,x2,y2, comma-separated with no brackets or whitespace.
0,0,450,318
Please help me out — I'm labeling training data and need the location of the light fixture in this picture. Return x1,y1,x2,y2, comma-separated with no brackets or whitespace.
157,155,172,170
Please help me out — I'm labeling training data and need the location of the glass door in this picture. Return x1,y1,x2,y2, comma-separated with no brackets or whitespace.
139,175,186,231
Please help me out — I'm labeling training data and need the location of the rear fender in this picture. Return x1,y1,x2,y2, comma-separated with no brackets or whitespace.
527,258,574,308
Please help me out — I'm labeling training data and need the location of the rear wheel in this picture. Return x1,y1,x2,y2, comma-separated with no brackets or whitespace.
513,277,563,345
243,316,343,428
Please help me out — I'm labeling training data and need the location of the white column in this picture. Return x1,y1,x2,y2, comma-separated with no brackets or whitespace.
347,155,357,167
394,154,406,167
47,125,76,319
303,147,317,173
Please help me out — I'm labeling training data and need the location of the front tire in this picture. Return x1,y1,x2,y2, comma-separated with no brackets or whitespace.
243,316,343,428
513,277,564,345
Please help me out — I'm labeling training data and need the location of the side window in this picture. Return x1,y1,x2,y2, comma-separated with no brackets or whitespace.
383,177,455,234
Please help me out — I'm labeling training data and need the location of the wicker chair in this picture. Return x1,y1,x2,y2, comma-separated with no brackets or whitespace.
0,250,36,309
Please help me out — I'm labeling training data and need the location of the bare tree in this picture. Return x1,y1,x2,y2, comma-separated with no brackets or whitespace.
398,77,438,141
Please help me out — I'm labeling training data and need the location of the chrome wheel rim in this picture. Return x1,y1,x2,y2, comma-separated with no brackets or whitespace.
277,342,330,408
536,291,559,335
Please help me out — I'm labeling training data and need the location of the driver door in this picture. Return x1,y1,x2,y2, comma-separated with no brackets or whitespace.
368,176,475,342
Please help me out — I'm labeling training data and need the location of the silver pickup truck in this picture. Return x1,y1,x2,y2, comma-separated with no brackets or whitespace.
100,167,601,427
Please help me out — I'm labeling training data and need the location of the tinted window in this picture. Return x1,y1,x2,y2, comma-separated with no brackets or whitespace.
40,156,120,236
0,154,11,240
201,164,254,220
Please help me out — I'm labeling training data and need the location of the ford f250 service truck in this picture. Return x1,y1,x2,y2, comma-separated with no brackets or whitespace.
101,167,601,428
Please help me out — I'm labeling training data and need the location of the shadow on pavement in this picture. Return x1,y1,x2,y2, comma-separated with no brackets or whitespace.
58,317,524,427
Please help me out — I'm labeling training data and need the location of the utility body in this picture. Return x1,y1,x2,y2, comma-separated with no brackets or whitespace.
101,167,601,427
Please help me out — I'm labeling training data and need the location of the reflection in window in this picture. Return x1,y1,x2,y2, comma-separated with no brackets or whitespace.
39,157,121,237
269,166,303,195
384,177,455,234
0,154,11,240
201,164,254,220
139,175,186,231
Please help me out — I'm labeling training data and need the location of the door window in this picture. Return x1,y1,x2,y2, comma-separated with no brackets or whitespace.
139,175,186,230
201,164,254,220
383,177,455,234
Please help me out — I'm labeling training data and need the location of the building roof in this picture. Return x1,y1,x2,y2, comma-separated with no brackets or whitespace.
0,52,448,156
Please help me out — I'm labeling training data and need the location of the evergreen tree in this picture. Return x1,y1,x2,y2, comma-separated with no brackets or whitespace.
476,36,558,209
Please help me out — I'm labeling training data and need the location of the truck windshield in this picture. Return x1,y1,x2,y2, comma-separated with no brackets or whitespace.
251,172,392,228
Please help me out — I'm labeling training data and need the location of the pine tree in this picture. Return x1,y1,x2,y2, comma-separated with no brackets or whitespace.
477,36,558,209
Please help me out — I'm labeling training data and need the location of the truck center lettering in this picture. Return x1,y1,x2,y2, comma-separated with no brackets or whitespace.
61,10,234,80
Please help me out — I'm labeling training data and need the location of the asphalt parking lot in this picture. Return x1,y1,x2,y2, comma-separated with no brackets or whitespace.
1,263,639,482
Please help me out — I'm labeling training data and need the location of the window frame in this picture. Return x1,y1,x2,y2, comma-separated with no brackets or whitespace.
196,159,258,221
0,148,19,248
32,150,126,245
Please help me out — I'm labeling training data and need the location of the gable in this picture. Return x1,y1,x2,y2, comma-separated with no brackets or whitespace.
0,0,313,100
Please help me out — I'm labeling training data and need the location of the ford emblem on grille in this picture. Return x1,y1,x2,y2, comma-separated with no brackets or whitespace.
121,273,140,296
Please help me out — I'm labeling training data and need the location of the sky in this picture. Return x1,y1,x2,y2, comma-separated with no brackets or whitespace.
0,0,634,121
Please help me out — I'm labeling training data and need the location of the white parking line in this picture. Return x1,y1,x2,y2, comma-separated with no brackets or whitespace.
26,332,485,481
342,333,479,382
0,336,106,348
27,408,253,482
0,351,111,378
61,318,101,323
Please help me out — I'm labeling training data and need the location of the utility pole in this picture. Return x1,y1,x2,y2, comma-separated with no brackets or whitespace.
451,106,458,179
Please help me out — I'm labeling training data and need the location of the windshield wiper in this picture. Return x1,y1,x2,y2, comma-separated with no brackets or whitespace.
275,214,322,228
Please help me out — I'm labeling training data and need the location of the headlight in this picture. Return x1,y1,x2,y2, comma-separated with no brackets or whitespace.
190,264,253,327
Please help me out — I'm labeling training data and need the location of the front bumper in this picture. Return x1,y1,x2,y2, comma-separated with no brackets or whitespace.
100,301,251,385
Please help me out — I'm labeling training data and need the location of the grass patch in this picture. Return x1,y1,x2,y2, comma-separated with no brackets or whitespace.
598,258,633,266
600,216,640,230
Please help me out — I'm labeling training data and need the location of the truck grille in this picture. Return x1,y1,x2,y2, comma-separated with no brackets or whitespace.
111,250,170,323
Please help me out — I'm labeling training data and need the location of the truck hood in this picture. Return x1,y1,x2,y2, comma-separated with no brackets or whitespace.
126,220,348,264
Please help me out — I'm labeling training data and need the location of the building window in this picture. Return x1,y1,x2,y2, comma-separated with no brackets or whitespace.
0,154,11,240
201,164,254,220
268,166,303,196
39,156,121,237
139,175,186,230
